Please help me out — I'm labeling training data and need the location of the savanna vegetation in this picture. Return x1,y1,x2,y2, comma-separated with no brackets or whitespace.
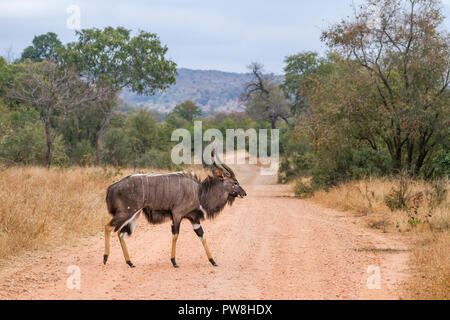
0,0,448,299
281,0,449,299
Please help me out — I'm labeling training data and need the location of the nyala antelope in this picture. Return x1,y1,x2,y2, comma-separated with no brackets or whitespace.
103,151,247,268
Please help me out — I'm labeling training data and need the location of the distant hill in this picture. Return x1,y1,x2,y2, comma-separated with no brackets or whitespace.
120,68,254,113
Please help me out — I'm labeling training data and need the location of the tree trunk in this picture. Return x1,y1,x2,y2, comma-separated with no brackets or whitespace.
384,136,403,173
414,128,433,176
414,149,428,176
406,138,414,173
392,126,404,173
270,118,276,130
44,115,53,168
393,145,403,173
96,110,112,167
45,140,53,168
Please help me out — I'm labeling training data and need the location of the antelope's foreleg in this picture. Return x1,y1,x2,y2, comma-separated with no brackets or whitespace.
118,232,135,268
103,223,113,264
170,221,181,268
192,222,218,267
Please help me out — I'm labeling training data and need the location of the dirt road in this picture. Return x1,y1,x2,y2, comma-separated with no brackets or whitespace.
0,159,410,299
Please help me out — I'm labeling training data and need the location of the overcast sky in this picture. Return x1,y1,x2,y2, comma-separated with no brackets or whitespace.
1,0,449,73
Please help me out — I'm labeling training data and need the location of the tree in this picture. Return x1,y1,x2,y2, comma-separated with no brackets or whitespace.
0,56,12,96
19,32,62,62
321,0,450,176
7,61,110,167
283,51,332,115
127,109,159,155
241,63,291,129
62,26,177,165
171,99,202,122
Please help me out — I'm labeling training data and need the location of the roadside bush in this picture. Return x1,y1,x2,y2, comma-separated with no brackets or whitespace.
310,147,392,190
69,139,95,166
348,147,391,179
135,149,174,169
432,149,450,178
294,179,314,198
103,128,133,166
0,123,46,164
0,122,67,166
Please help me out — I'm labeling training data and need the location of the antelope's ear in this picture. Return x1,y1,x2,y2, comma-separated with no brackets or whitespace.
212,167,224,180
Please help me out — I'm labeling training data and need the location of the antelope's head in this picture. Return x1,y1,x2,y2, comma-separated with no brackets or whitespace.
211,150,247,199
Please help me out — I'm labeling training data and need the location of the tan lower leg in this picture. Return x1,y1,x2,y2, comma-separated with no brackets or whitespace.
202,238,213,260
171,234,179,260
118,232,131,262
104,224,113,257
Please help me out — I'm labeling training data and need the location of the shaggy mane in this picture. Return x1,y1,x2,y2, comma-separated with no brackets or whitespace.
200,176,235,219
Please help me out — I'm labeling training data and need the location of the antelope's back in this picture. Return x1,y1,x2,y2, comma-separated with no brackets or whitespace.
106,172,201,214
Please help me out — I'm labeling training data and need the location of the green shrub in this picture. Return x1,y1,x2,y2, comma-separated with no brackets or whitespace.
103,128,133,166
51,135,69,167
309,147,392,190
294,179,314,198
0,123,46,164
432,149,450,178
69,139,95,166
135,149,174,170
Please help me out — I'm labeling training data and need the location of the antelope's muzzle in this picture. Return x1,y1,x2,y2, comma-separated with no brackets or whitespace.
237,186,247,198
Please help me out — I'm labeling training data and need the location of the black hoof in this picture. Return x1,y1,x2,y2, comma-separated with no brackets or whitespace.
171,258,179,268
126,261,136,268
209,258,218,267
103,254,108,265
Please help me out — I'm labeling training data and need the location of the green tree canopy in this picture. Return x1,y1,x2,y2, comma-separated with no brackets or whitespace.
283,51,333,115
19,32,62,62
62,26,177,94
7,60,109,167
0,56,12,96
314,0,450,177
61,26,178,165
171,99,202,122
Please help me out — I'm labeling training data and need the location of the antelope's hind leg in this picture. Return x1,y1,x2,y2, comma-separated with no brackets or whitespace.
103,222,113,264
170,218,181,268
118,231,135,268
103,211,140,268
117,211,141,268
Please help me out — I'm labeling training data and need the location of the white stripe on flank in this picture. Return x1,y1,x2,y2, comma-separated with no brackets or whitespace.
130,172,186,177
193,223,201,230
109,171,193,188
118,209,141,232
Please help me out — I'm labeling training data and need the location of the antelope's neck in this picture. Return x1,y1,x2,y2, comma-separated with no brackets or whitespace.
199,180,229,217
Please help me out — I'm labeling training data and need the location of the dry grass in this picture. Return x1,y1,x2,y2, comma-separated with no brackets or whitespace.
0,166,209,264
308,176,449,299
405,231,450,299
311,177,449,232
